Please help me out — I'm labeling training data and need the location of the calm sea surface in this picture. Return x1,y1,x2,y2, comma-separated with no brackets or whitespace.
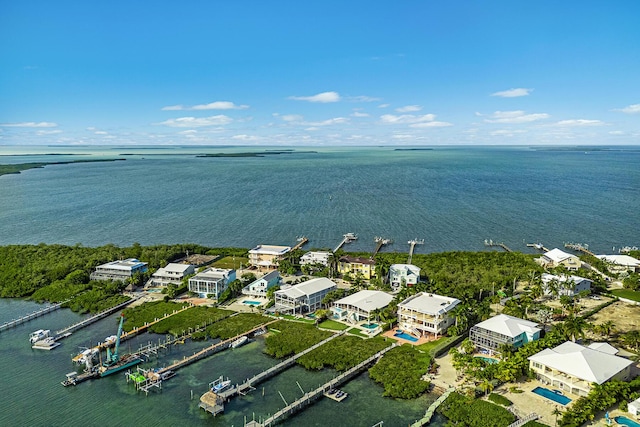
1,145,639,425
1,145,639,253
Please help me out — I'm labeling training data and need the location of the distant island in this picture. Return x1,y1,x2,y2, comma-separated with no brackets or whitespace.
197,150,317,158
393,148,434,151
0,158,126,177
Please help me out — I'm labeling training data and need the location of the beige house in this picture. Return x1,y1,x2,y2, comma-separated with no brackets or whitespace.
596,254,640,274
248,245,291,271
536,248,581,271
397,292,460,339
528,341,634,397
338,256,376,280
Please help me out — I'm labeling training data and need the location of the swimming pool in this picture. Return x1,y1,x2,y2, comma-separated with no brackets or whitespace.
243,300,262,306
532,386,571,405
615,416,640,427
474,356,499,364
362,323,379,329
394,330,418,342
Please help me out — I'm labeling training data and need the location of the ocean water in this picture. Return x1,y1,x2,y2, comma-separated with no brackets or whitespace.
0,299,442,427
1,145,639,254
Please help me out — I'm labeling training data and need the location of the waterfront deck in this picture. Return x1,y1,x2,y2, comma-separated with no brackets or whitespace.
333,233,357,253
410,387,455,427
0,302,64,333
407,239,424,264
484,239,512,252
55,297,139,341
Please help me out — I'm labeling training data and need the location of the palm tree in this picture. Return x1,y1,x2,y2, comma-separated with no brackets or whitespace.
623,330,640,352
563,315,589,342
478,378,494,397
551,406,562,427
599,320,616,339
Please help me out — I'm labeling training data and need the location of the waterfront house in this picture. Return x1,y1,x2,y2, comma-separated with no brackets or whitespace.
300,251,332,267
331,290,393,324
596,254,640,274
469,314,542,355
541,273,592,297
628,397,640,419
338,256,376,280
528,341,633,397
90,258,148,282
242,270,280,298
248,245,291,271
274,277,337,315
188,268,236,299
389,264,421,290
397,292,461,339
536,248,581,271
148,263,195,287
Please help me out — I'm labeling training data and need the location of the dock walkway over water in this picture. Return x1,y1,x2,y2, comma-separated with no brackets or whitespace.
410,387,455,427
371,237,392,257
484,239,512,252
246,342,398,426
291,237,308,251
56,297,139,340
407,239,424,264
333,233,357,253
564,242,596,257
0,302,65,333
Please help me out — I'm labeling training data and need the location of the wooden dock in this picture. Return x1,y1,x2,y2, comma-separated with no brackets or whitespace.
0,302,65,333
333,233,357,253
564,242,596,257
55,297,139,340
247,343,398,426
408,239,424,264
371,237,392,257
410,387,455,427
484,239,512,252
526,243,549,252
291,236,309,251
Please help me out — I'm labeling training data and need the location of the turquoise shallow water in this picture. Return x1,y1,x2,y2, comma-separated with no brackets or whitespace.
1,145,639,253
0,299,444,426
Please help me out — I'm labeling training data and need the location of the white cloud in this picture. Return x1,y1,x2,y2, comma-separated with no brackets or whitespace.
36,129,63,135
409,121,453,128
156,115,233,127
178,130,198,134
554,119,604,126
0,121,58,128
609,130,625,135
490,129,528,136
94,131,108,135
490,88,533,98
305,127,319,131
351,111,369,117
231,134,260,141
288,91,340,103
378,103,390,108
392,134,416,140
306,117,349,126
396,105,422,113
380,113,436,124
347,95,381,102
615,104,640,114
162,101,249,111
484,110,549,124
281,114,303,122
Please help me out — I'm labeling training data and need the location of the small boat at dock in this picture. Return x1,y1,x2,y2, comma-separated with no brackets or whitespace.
32,337,61,350
29,329,51,344
231,336,248,348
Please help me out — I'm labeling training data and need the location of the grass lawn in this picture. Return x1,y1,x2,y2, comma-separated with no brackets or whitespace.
611,288,640,302
318,319,349,331
347,327,369,338
415,337,446,354
279,314,315,323
213,256,248,269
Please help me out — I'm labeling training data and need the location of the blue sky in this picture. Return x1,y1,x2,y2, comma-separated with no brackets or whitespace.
1,1,639,146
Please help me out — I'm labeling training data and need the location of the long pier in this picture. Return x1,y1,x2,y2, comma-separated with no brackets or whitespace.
484,239,512,252
72,304,194,362
205,331,344,409
55,297,139,340
156,320,279,376
526,243,549,252
333,233,357,253
371,237,392,257
408,239,424,264
291,236,309,251
247,343,398,427
410,387,455,427
0,302,65,333
564,242,596,257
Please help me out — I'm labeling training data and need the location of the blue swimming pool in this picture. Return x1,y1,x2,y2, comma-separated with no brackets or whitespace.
475,356,499,364
243,300,262,306
362,323,379,330
394,330,418,342
615,416,640,427
532,387,571,405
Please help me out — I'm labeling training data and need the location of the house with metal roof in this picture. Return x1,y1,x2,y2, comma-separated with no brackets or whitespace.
528,341,634,396
90,258,149,282
188,267,236,299
300,251,332,267
274,277,337,315
242,270,280,298
148,263,195,287
536,248,581,271
469,314,542,355
389,264,421,290
397,292,461,339
541,273,592,297
596,254,640,274
331,290,393,324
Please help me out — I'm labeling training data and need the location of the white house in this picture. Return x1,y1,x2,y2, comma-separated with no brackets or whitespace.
331,290,393,324
90,258,148,282
628,396,640,419
274,277,337,315
389,264,421,290
528,341,634,396
537,248,581,271
148,263,195,287
242,270,280,298
248,245,291,270
300,251,331,267
188,268,236,299
541,273,592,297
596,254,640,274
397,292,461,339
469,314,542,355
